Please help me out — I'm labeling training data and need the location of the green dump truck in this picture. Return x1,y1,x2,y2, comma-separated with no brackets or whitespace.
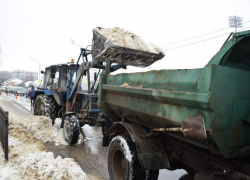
96,30,250,180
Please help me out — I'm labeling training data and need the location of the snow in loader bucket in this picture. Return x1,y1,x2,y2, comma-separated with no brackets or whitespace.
91,27,165,67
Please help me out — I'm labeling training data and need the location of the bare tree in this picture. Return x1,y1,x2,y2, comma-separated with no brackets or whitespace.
0,44,2,66
0,71,11,84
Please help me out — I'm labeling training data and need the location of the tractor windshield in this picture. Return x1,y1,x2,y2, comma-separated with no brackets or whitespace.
78,69,99,93
61,66,77,92
79,76,88,92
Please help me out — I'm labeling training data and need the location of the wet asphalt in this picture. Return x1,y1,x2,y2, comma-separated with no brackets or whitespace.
0,93,193,180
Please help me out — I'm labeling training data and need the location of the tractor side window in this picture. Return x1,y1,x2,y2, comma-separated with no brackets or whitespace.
61,68,68,91
51,71,59,89
42,69,51,89
47,77,52,89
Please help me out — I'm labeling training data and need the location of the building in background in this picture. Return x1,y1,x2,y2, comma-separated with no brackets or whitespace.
11,70,38,81
0,70,38,86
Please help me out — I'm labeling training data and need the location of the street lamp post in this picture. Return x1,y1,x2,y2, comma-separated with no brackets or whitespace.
30,57,41,81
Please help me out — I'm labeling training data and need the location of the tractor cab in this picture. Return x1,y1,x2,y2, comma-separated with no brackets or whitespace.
37,63,79,106
33,62,79,123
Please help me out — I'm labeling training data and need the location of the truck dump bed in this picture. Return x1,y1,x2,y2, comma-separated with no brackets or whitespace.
98,30,250,159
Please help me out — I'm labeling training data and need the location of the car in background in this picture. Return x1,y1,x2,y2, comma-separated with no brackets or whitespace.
5,86,15,94
14,87,27,96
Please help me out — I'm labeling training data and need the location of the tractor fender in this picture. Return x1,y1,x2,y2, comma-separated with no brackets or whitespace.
34,90,52,101
34,89,52,96
106,122,170,170
43,90,52,96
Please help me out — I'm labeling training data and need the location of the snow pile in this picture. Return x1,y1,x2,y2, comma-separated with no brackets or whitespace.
13,115,68,146
0,96,89,179
8,125,47,154
95,27,163,54
0,97,6,103
0,136,88,180
121,82,143,89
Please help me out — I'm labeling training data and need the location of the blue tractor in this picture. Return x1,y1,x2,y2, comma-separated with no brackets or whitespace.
33,48,103,143
33,48,125,145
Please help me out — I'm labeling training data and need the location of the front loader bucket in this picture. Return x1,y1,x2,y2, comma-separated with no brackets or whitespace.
91,28,165,67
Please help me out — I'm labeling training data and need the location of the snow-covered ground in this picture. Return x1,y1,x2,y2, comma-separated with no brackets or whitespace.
0,95,89,180
0,92,189,180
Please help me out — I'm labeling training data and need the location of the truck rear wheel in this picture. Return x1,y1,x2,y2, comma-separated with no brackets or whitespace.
63,115,80,145
34,94,56,124
108,135,146,180
145,170,159,180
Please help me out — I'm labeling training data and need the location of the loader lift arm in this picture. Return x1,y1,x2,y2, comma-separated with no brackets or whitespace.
66,48,126,112
66,48,103,101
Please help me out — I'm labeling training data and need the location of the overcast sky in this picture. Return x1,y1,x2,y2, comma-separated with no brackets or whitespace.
0,0,249,74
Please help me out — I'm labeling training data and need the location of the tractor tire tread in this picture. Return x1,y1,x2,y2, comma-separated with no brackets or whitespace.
34,94,57,124
63,115,80,145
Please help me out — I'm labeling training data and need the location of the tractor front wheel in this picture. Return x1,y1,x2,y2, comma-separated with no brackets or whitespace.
63,115,80,145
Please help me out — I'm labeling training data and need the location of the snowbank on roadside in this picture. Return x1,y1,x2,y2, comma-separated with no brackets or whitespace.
0,135,88,180
0,96,89,179
12,115,68,146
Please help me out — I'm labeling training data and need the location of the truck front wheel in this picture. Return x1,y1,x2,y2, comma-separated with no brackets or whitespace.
63,115,80,145
34,94,56,124
108,135,147,180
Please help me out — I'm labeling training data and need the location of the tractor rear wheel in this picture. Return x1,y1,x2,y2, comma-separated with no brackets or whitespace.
34,94,56,124
63,115,80,145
